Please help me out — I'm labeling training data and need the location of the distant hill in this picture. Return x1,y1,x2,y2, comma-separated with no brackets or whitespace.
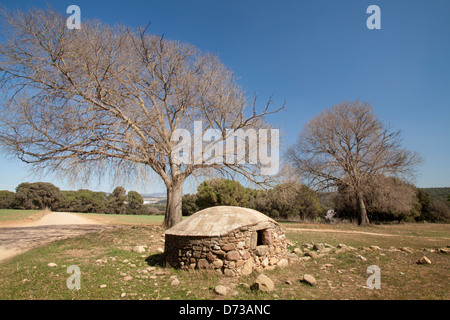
420,187,450,201
142,192,166,198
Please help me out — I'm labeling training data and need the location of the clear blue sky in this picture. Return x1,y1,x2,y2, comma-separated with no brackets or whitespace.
0,0,449,194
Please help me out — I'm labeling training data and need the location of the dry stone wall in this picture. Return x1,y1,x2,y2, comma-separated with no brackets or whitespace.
164,222,288,277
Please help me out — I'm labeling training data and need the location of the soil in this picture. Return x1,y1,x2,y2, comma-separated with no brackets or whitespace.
0,212,114,263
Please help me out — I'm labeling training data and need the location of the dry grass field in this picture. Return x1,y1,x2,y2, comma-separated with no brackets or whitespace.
0,211,448,301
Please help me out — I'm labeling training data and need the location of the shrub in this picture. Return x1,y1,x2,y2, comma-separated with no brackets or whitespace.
254,183,323,221
14,182,62,210
56,189,108,213
127,191,144,214
0,190,15,209
195,178,251,209
182,194,198,216
424,200,450,223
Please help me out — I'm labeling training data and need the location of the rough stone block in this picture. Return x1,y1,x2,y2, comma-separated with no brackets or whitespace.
221,243,236,252
226,250,240,261
197,259,210,269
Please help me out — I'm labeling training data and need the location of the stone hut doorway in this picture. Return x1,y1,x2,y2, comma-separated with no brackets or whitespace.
257,229,272,246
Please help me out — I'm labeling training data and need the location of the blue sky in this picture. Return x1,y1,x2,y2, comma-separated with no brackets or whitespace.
0,0,449,194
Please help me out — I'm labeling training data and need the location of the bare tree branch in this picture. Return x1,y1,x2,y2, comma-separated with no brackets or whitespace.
0,6,283,228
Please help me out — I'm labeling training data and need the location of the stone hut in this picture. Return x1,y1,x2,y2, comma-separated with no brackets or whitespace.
164,206,288,277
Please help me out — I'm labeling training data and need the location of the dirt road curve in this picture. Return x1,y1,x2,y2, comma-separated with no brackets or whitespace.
0,212,114,263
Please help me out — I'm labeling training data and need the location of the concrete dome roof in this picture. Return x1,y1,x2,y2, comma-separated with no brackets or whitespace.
164,206,278,237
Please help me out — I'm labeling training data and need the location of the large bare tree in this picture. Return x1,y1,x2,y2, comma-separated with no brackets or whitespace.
0,7,282,228
286,100,422,225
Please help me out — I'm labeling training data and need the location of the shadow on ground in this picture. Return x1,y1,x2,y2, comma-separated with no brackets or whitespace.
145,253,164,267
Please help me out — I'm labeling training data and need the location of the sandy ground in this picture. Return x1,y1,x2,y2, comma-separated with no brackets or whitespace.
0,212,114,264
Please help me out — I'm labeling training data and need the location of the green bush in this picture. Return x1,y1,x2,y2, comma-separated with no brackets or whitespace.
15,182,62,210
182,193,198,216
422,199,450,223
195,178,252,209
0,190,15,209
126,190,144,215
254,183,323,221
193,179,323,221
57,189,108,213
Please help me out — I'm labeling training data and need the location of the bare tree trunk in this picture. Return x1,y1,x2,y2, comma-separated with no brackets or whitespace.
357,190,370,226
163,180,184,229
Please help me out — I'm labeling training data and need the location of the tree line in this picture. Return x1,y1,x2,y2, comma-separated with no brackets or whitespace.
0,178,448,223
182,178,322,221
0,182,161,215
182,178,450,223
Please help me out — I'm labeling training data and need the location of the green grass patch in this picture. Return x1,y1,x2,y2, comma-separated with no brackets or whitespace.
0,223,448,300
285,222,450,250
0,209,42,221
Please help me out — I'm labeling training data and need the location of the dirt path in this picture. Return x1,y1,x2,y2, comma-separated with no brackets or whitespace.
0,212,114,264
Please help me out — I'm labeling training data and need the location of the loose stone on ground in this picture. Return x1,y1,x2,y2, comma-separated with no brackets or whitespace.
300,274,317,286
252,274,274,292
